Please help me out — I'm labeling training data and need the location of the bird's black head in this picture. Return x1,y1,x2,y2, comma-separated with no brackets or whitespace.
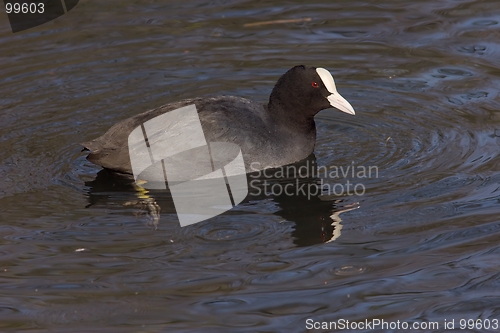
269,65,355,122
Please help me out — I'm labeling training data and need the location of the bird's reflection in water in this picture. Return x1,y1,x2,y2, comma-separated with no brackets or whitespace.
84,155,359,247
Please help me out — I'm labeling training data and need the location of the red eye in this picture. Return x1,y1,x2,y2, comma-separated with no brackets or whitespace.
311,81,319,88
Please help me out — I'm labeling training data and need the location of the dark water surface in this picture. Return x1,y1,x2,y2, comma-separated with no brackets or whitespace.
1,0,500,331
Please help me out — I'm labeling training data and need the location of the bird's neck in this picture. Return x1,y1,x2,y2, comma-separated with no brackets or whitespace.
267,93,316,133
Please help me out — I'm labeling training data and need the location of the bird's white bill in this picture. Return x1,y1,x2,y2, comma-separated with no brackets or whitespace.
327,92,355,115
316,67,356,115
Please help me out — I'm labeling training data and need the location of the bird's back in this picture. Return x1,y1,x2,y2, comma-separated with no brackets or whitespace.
82,96,287,174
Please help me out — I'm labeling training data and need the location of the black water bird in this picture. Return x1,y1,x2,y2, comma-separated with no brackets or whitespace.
82,65,355,175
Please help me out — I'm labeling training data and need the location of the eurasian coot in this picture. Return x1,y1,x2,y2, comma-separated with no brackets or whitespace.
82,65,355,175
